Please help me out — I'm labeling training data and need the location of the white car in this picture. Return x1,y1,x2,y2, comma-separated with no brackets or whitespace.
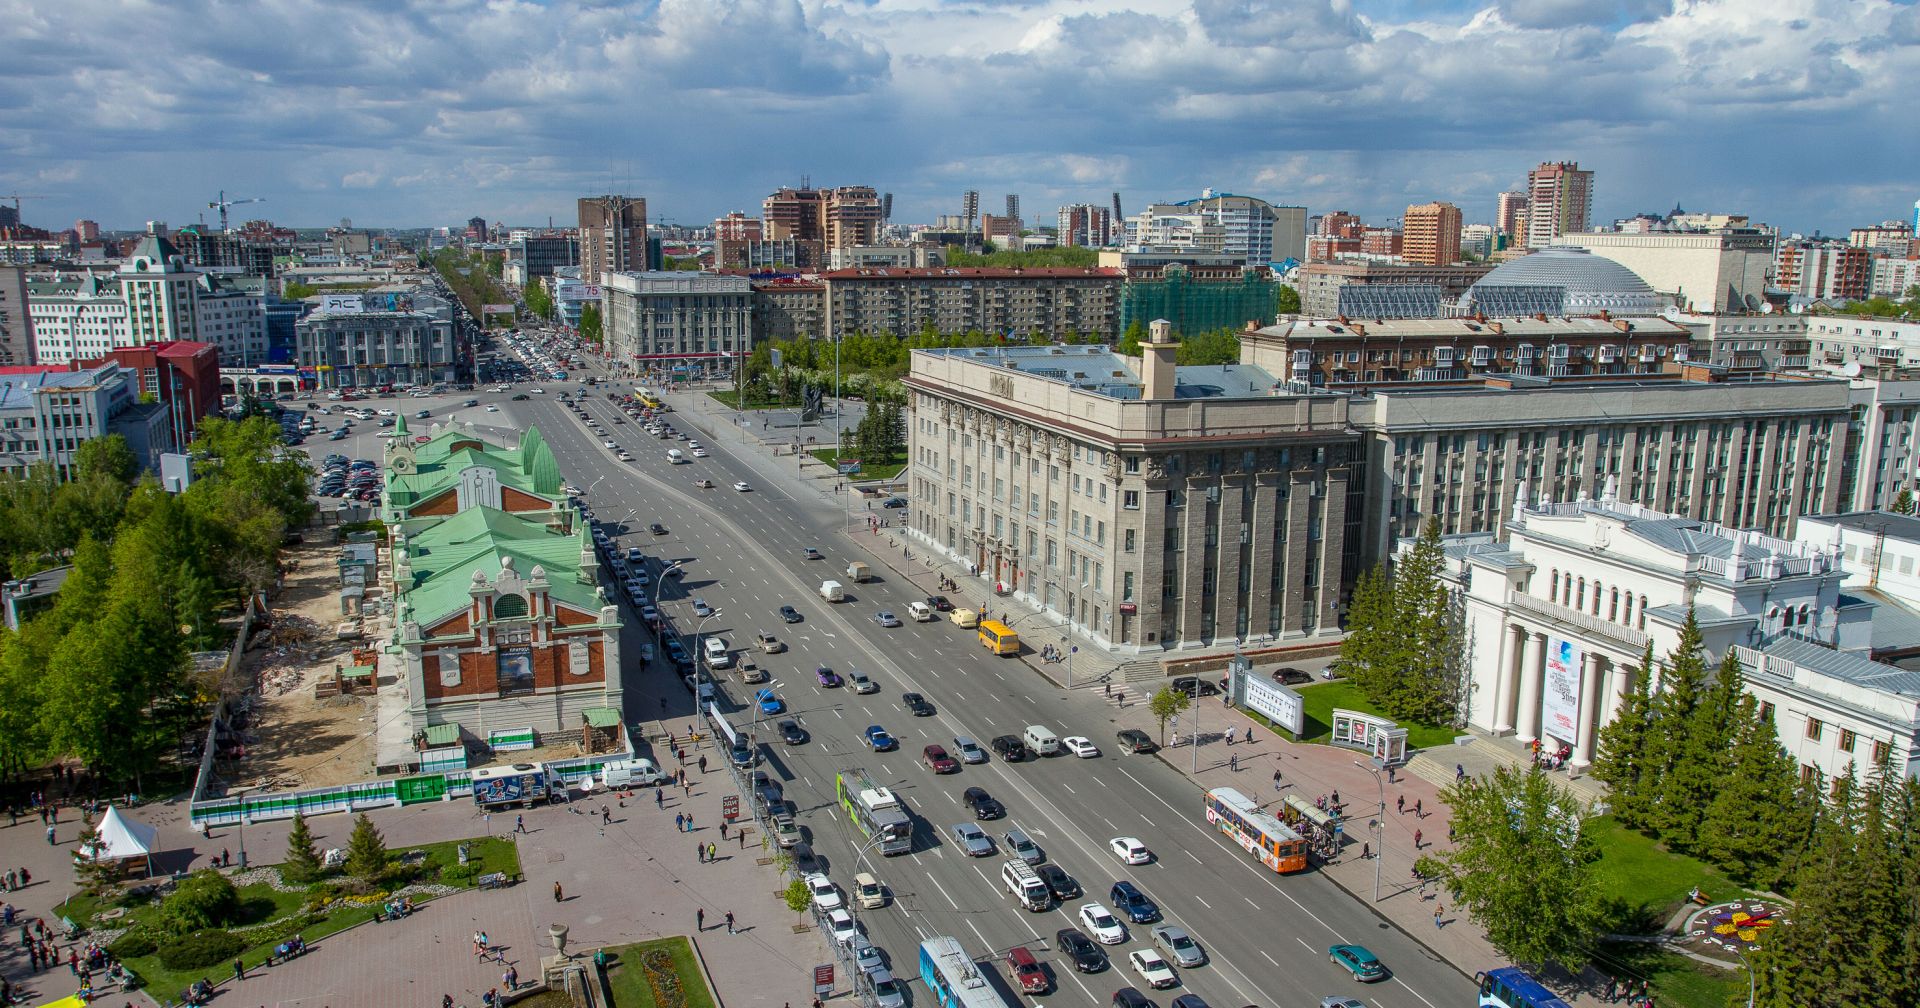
1077,903,1127,945
733,481,752,492
530,387,545,394
851,939,885,977
1062,736,1100,758
375,408,396,417
871,975,905,1008
485,404,500,412
806,873,842,911
826,908,860,946
602,440,618,449
1128,949,1178,990
691,449,708,458
1110,836,1153,865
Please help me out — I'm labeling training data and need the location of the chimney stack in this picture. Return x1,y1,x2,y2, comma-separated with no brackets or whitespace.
1142,319,1179,400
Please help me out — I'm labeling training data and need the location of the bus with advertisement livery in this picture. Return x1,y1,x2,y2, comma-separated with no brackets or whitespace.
1204,786,1309,873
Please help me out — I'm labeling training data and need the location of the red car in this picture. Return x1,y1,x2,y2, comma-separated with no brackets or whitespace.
922,744,959,774
1006,946,1049,994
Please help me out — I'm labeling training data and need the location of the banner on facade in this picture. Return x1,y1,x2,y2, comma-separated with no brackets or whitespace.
1541,637,1582,742
320,294,364,313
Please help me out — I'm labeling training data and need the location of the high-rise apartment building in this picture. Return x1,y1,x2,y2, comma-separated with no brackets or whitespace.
1495,192,1529,242
577,195,648,286
1523,162,1593,249
761,185,882,268
1057,204,1116,247
980,214,1023,246
1403,202,1463,266
1776,240,1872,302
74,220,99,243
1129,191,1306,266
712,212,763,242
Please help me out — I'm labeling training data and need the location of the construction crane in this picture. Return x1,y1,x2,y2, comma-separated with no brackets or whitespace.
0,193,46,219
207,191,265,232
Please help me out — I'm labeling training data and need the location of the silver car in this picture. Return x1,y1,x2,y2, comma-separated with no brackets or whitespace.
1003,828,1043,865
1153,925,1207,968
950,822,995,856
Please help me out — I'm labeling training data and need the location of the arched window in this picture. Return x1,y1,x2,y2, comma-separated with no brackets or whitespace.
1576,578,1586,610
1637,594,1649,630
1623,592,1633,625
1551,570,1560,598
1798,603,1813,627
1593,582,1603,616
1609,588,1619,622
493,593,529,620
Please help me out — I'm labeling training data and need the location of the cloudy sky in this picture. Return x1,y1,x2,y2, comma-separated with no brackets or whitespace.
3,0,1916,235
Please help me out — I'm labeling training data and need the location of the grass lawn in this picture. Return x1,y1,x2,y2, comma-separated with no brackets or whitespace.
809,448,906,483
602,937,718,1008
1594,940,1745,1008
59,834,519,997
1290,680,1458,750
706,390,788,411
1587,817,1761,932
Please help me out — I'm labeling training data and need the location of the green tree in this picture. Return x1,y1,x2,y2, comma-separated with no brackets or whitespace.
1176,327,1240,366
345,813,389,883
578,303,602,346
1336,566,1395,701
1117,320,1147,357
73,435,138,486
522,282,552,321
1276,284,1302,315
1590,643,1657,828
281,281,317,300
72,823,116,893
1893,489,1916,515
1641,611,1714,847
782,877,812,924
1339,521,1464,725
1696,683,1814,890
182,416,314,597
161,869,239,935
1147,686,1190,746
1415,765,1605,973
282,812,323,884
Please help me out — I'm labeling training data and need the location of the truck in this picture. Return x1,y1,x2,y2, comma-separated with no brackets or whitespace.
471,762,554,809
1000,858,1051,911
836,767,913,855
818,579,845,602
845,561,871,583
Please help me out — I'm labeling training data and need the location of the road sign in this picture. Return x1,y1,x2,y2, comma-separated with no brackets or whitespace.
722,795,740,821
813,964,834,994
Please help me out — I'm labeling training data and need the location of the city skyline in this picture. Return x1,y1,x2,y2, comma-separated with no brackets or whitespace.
2,0,1916,234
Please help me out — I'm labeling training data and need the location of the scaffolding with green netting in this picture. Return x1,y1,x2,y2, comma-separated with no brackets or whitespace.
1120,267,1279,339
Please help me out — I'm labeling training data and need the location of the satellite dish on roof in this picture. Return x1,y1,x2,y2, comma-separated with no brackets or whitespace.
1759,302,1775,314
1842,362,1863,378
1660,306,1682,321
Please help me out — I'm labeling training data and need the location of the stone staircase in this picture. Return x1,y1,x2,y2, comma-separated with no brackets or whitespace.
1406,733,1612,808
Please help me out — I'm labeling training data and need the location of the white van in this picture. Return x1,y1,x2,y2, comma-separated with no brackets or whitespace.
1000,858,1051,911
818,580,845,602
906,601,935,622
667,448,685,463
703,636,732,669
1022,725,1061,756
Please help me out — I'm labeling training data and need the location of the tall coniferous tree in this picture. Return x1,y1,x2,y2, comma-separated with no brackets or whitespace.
1392,520,1457,724
1696,685,1811,890
1641,610,1710,843
1590,643,1656,828
1338,566,1394,703
1661,648,1746,851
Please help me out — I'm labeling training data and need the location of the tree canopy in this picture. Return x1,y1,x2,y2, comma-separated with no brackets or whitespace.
1337,520,1467,725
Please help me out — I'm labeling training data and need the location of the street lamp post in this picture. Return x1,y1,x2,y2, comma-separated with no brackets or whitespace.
1354,759,1385,903
680,609,724,739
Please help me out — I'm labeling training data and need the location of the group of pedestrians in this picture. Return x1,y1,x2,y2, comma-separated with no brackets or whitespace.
1604,977,1656,1006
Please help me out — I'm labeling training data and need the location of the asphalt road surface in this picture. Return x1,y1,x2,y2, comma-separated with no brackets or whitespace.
299,347,1474,1008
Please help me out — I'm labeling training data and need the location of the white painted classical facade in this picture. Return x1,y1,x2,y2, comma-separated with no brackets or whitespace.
1433,489,1886,779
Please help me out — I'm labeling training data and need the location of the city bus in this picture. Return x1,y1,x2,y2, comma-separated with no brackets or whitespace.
918,937,1017,1008
637,392,664,410
977,620,1020,656
1204,786,1309,873
1477,967,1574,1008
836,767,913,855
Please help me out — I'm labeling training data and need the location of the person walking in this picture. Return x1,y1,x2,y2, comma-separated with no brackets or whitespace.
1229,755,1239,772
724,911,735,935
698,755,708,773
553,881,563,903
1272,769,1283,791
42,826,52,847
695,842,704,863
675,813,685,833
655,790,664,809
1414,829,1423,849
707,842,717,862
1396,794,1405,814
1361,842,1371,859
514,814,525,834
233,957,246,982
1433,905,1444,928
696,908,705,931
719,822,727,841
1414,798,1424,818
601,806,612,825
686,813,695,831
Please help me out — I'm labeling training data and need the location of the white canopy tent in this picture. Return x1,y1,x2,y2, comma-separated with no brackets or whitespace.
78,805,158,876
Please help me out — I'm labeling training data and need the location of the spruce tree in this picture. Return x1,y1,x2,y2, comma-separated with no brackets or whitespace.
1338,566,1394,705
282,811,323,884
1696,687,1809,890
1590,643,1655,828
1641,610,1710,843
1660,648,1745,852
344,813,389,885
1392,520,1457,724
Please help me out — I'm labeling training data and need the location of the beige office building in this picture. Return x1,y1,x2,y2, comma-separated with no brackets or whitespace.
578,195,647,286
905,323,1356,653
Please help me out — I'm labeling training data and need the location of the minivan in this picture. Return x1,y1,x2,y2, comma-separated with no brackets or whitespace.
906,601,935,622
854,872,886,909
1023,725,1062,756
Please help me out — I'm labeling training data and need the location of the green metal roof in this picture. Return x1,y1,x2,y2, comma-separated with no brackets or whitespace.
385,424,566,514
582,707,621,728
341,664,376,679
422,723,462,746
394,506,611,631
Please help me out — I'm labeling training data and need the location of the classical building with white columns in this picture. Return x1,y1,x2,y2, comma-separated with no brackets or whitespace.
1430,486,1868,775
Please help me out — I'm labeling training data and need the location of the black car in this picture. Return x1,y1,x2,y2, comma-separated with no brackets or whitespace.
926,595,953,612
1112,989,1157,1008
990,735,1029,762
902,692,934,717
778,719,807,746
664,639,692,668
1115,729,1157,754
1037,863,1080,899
1170,675,1221,698
1055,928,1107,973
962,786,1004,820
1272,667,1314,685
780,605,803,623
649,523,668,535
881,496,908,508
511,393,530,401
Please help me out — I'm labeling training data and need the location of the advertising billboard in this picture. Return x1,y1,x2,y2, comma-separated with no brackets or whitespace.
1243,677,1304,734
1541,637,1582,742
319,294,364,314
557,285,602,302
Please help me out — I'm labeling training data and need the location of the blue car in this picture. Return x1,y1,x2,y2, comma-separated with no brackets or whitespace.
864,725,898,751
756,690,784,716
1110,880,1160,923
1329,944,1387,982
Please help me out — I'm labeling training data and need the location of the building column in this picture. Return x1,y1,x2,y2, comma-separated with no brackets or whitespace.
1602,655,1631,727
1572,653,1608,772
1514,629,1545,744
1491,623,1521,734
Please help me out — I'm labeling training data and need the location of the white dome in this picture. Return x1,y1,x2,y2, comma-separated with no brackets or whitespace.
1466,247,1662,316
